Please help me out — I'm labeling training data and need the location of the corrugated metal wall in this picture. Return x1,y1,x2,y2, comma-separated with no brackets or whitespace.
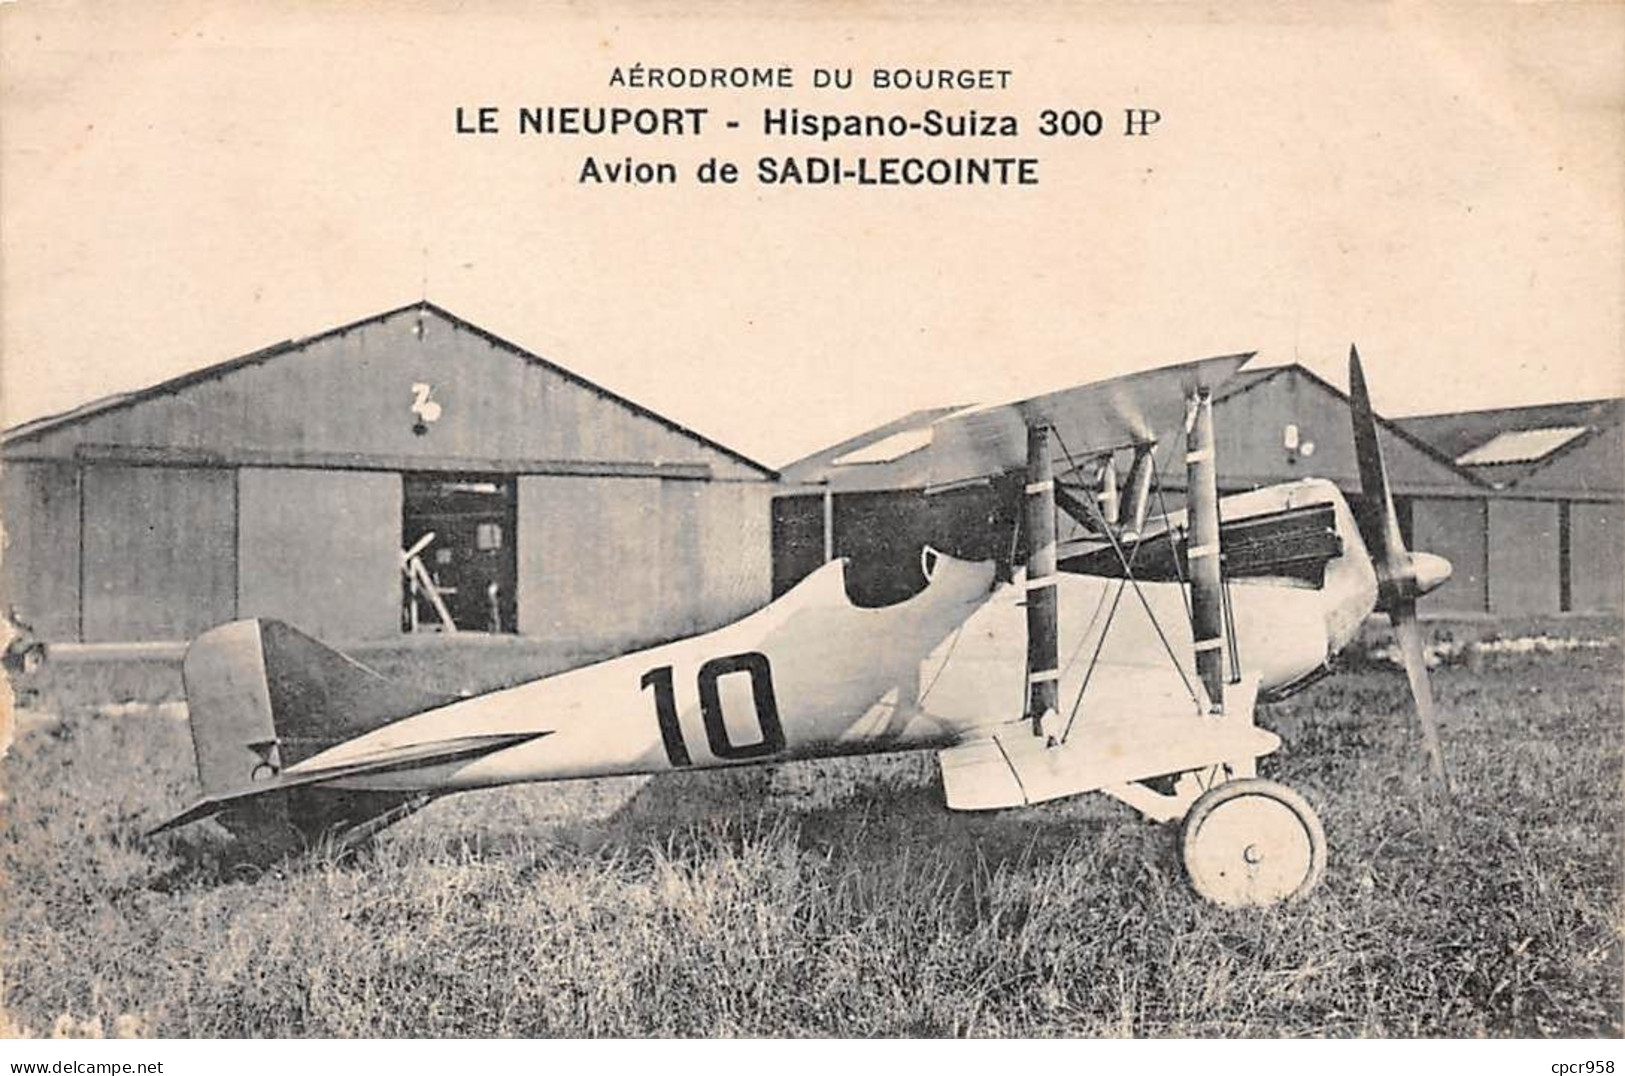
1569,501,1624,613
80,464,236,641
0,461,80,639
237,468,403,639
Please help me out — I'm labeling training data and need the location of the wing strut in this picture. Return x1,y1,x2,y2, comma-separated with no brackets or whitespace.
1120,444,1155,540
1024,422,1060,739
1096,454,1119,527
1185,388,1226,712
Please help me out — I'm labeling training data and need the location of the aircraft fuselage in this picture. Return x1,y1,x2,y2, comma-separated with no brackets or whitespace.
299,478,1377,796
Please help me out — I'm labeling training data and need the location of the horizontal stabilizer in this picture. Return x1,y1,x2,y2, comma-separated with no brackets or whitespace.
939,675,1273,810
150,730,549,835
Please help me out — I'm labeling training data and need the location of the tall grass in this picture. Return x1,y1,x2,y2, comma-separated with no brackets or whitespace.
2,638,1619,1036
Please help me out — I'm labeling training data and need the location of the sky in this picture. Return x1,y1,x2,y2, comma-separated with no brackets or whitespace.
2,1,1621,468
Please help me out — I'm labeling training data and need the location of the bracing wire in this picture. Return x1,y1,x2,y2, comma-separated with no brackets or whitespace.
1049,430,1203,739
917,622,967,706
1062,577,1128,741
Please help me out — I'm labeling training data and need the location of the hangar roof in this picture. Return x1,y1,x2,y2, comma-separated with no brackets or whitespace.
2,302,776,479
1396,398,1622,491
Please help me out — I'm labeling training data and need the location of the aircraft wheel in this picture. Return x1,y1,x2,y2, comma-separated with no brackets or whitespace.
1180,778,1326,907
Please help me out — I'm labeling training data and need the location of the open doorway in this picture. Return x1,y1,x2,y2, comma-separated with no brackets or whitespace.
402,473,517,633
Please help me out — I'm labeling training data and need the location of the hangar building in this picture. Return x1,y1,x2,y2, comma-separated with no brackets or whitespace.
1,302,776,649
1397,396,1623,617
775,363,1622,619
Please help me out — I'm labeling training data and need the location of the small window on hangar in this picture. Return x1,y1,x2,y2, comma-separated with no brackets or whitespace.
402,473,517,634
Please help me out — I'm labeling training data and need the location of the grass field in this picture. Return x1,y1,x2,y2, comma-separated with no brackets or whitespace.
1,622,1620,1037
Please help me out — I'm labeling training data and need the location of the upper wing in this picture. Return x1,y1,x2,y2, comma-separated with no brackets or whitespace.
786,352,1253,492
925,352,1253,488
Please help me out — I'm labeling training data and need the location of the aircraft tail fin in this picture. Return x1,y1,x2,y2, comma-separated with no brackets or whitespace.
182,618,457,795
158,618,464,848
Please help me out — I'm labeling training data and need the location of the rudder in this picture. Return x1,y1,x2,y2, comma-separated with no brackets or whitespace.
178,619,455,848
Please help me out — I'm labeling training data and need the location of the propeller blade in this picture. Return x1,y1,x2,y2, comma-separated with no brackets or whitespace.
1349,345,1453,794
1347,346,1408,574
1391,596,1452,793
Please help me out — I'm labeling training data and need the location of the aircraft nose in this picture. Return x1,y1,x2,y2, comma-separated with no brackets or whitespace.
1410,551,1453,597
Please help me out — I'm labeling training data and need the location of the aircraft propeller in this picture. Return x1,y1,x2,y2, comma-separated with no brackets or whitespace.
1347,346,1454,791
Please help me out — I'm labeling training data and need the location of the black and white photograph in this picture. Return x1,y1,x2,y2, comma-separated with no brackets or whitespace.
0,0,1620,1058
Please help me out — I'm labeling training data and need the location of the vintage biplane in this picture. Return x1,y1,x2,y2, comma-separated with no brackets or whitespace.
154,348,1452,907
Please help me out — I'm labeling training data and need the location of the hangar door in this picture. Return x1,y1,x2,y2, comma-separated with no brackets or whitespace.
1,461,81,641
517,474,663,650
1569,501,1624,613
1413,498,1487,615
237,468,402,640
516,476,772,652
1488,500,1561,615
81,464,236,642
402,474,517,633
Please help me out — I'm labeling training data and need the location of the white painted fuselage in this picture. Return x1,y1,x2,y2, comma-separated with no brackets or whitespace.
305,479,1377,796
